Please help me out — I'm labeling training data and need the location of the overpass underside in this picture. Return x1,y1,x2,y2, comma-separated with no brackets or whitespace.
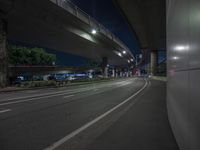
0,0,134,86
114,0,166,75
4,0,128,64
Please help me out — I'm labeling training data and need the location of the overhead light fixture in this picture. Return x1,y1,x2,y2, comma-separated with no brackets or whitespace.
91,29,97,34
118,52,122,57
174,45,189,52
173,56,179,60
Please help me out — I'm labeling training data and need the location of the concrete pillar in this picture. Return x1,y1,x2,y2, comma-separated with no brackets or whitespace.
112,69,115,77
126,71,129,77
120,72,123,77
0,18,8,87
102,57,108,78
150,50,158,75
115,69,118,77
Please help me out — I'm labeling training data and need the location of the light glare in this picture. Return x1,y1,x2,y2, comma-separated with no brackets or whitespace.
91,29,97,34
123,51,126,54
173,56,179,60
118,52,122,57
174,45,189,51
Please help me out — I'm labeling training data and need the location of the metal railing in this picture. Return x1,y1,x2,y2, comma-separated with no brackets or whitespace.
49,0,134,58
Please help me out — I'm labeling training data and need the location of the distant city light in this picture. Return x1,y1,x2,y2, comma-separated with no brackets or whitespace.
123,50,126,54
91,29,97,34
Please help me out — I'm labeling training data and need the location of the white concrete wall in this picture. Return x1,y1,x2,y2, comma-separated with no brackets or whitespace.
167,0,200,150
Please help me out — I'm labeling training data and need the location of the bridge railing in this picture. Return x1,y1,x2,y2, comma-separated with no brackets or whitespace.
49,0,134,58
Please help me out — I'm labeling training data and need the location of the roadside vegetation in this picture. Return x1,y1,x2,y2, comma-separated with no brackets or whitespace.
8,45,56,66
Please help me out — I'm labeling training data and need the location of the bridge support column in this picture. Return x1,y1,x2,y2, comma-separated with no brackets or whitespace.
102,57,108,78
112,69,115,77
115,69,118,77
120,71,123,77
150,50,158,75
0,18,8,87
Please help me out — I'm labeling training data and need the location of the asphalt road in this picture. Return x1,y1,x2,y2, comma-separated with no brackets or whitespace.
0,78,179,150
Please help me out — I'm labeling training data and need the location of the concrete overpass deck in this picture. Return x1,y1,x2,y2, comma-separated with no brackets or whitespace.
1,0,134,65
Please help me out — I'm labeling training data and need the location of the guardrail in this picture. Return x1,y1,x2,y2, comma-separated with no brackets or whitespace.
49,0,134,58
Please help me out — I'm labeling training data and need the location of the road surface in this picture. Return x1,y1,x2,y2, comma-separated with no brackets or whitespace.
0,78,179,150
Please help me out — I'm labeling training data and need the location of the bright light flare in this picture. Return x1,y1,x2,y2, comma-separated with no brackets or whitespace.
118,52,122,57
123,51,126,54
173,56,179,60
174,45,189,51
91,29,97,34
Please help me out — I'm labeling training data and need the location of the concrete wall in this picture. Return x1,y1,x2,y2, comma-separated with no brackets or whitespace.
167,0,200,150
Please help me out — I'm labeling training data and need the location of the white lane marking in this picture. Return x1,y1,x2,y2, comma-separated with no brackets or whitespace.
0,78,137,106
0,93,76,106
0,109,11,114
0,89,95,106
63,95,74,99
0,79,134,102
0,88,92,102
43,79,148,150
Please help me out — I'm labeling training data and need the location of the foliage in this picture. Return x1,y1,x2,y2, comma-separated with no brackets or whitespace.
8,45,56,66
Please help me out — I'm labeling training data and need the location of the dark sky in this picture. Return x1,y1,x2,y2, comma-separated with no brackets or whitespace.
71,0,140,55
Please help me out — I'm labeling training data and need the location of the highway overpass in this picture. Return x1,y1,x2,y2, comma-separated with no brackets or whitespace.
0,0,134,86
114,0,166,75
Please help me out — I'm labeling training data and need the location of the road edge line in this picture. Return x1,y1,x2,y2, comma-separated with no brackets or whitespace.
43,79,148,150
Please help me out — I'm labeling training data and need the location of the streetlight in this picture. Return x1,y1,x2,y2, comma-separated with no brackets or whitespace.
118,52,122,57
91,29,97,34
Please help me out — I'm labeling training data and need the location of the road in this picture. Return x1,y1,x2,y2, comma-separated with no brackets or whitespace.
0,78,179,150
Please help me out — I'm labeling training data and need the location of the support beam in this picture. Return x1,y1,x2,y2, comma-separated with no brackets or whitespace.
150,50,158,75
0,18,8,87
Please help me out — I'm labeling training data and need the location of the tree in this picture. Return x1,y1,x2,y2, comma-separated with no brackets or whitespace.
8,45,56,66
